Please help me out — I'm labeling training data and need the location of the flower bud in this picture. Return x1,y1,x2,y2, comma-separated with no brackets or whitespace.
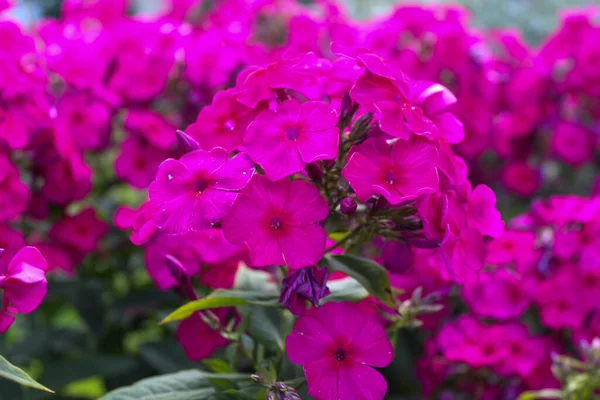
267,382,302,400
279,266,330,316
340,197,357,215
347,112,373,144
306,162,324,182
176,130,200,154
338,92,359,129
165,255,197,300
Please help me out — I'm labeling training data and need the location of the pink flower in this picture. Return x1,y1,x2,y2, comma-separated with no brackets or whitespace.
55,91,112,151
176,309,233,361
550,121,595,167
114,136,172,190
0,155,29,223
222,175,328,269
144,232,203,290
342,136,440,204
124,109,177,151
0,246,48,332
462,268,531,320
149,148,255,234
286,301,393,400
49,208,108,255
501,161,540,197
186,90,257,153
467,184,504,238
244,100,338,181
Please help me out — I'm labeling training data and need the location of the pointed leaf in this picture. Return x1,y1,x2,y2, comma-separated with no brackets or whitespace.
324,254,396,308
100,370,250,400
0,354,54,393
160,290,280,325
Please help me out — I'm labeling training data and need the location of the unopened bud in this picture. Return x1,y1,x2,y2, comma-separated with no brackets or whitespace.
251,374,263,384
176,130,200,154
165,255,197,300
347,112,373,144
267,382,302,400
306,162,324,182
393,215,423,231
340,197,357,215
338,92,359,129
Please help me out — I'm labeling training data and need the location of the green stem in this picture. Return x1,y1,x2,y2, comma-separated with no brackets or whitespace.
325,224,364,253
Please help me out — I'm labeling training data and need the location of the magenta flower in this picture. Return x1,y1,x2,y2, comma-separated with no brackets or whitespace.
286,301,393,400
124,109,177,151
49,208,108,255
114,136,172,190
244,100,338,181
0,155,29,223
186,90,256,153
0,246,48,332
221,175,328,270
342,136,440,204
176,310,232,361
467,184,504,238
149,148,255,234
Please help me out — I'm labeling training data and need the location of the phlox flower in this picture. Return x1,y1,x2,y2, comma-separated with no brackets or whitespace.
0,246,48,332
467,184,504,238
176,309,234,361
114,135,173,189
185,89,257,153
124,109,177,151
286,301,393,400
222,175,328,269
149,148,255,234
50,208,108,254
342,136,439,204
0,156,29,223
244,99,338,181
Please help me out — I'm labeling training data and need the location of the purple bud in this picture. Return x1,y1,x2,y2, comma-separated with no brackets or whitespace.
347,112,373,144
165,255,197,300
382,241,413,274
340,197,357,215
0,248,4,258
268,382,302,400
279,266,330,316
176,130,200,154
306,162,323,182
338,92,359,129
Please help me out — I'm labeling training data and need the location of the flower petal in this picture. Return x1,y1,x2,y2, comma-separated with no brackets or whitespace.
279,224,326,270
286,315,335,364
338,361,388,400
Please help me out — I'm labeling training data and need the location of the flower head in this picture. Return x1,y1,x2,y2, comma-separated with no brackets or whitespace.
149,148,255,234
342,136,440,204
244,100,338,181
222,175,328,269
0,246,48,332
286,301,393,400
280,265,330,316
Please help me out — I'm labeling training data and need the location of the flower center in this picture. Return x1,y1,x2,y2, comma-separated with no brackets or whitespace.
384,171,398,185
285,126,301,141
333,348,347,362
269,216,283,231
223,119,236,132
194,179,209,193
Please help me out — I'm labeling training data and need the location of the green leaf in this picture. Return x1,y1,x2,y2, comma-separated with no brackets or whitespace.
0,354,54,393
325,254,396,308
517,389,562,400
100,370,250,400
246,307,284,351
203,359,232,374
325,277,370,303
160,290,280,324
37,355,140,392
